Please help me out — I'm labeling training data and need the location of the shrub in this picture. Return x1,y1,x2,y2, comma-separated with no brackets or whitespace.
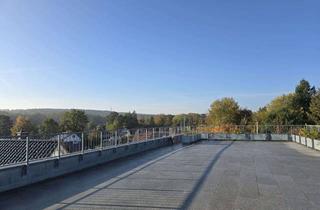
299,127,320,139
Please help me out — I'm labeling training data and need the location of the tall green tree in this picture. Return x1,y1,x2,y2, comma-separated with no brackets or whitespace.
0,115,12,137
265,94,296,125
309,90,320,124
39,118,60,136
60,109,89,132
253,107,268,124
147,116,155,127
106,111,139,131
292,79,316,124
123,111,139,129
239,108,253,125
207,98,240,126
106,117,123,131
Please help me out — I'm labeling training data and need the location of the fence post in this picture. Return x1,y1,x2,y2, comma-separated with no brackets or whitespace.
100,131,103,150
81,132,84,154
299,135,301,144
146,129,148,141
137,129,139,142
153,128,155,139
25,136,29,166
115,131,118,146
58,134,61,158
312,138,315,149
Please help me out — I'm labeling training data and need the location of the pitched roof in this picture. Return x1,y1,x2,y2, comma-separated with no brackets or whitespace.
0,140,57,166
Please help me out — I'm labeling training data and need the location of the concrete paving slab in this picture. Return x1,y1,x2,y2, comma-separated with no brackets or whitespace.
1,141,320,210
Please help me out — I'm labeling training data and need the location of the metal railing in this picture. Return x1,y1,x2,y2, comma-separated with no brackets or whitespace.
0,126,187,167
197,125,320,135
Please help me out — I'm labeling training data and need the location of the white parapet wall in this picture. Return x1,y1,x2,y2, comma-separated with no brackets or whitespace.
204,133,291,141
204,133,320,153
290,135,320,152
314,139,320,151
306,138,314,148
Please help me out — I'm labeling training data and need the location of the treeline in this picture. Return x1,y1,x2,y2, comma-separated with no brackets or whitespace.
0,109,206,137
207,79,320,126
106,112,206,131
0,109,90,137
1,79,319,137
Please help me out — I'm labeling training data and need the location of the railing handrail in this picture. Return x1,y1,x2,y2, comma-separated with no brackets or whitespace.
0,126,188,168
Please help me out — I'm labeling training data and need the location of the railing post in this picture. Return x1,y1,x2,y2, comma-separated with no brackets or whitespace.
58,134,61,158
81,132,84,154
312,138,315,149
146,128,148,141
25,136,29,166
100,131,103,150
115,131,118,146
152,128,155,139
137,129,139,142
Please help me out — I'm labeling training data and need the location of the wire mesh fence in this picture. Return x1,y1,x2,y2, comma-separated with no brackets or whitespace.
0,126,185,167
3,124,318,167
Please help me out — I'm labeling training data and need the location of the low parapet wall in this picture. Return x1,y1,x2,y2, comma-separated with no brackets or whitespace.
291,134,320,151
0,135,182,193
181,134,201,145
202,133,291,141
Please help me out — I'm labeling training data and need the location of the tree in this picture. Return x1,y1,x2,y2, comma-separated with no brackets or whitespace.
106,112,124,131
164,114,174,126
39,118,60,136
11,116,34,136
239,108,253,125
106,111,139,131
253,107,268,124
123,111,139,129
292,79,316,124
207,98,240,126
309,90,320,124
60,109,89,132
154,114,167,127
138,116,155,128
149,116,155,127
173,113,205,127
0,115,12,137
172,114,186,126
265,94,296,125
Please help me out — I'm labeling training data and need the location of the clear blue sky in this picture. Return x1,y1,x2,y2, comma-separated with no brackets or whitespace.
0,0,319,114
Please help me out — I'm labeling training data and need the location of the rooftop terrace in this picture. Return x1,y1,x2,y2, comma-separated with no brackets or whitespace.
1,140,320,210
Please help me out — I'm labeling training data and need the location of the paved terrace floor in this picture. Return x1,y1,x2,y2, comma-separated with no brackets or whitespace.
1,141,320,210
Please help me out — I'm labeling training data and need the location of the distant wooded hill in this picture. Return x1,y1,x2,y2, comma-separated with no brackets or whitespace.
0,109,152,126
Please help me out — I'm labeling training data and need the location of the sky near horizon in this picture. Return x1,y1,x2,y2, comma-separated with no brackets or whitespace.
0,0,319,114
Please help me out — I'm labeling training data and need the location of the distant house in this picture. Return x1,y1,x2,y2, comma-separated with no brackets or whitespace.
118,128,131,137
50,133,82,153
50,133,81,144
